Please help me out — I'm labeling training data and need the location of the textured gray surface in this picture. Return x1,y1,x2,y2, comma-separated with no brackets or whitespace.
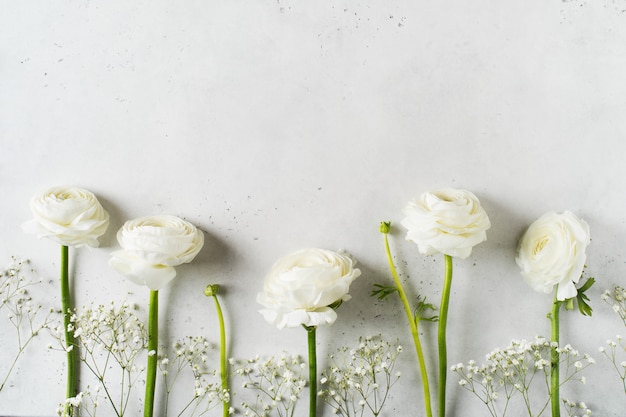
1,0,625,415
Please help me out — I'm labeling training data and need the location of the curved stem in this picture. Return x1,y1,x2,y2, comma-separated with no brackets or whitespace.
550,290,561,417
382,232,433,417
305,325,317,417
212,293,230,417
145,290,159,417
438,255,453,417
60,245,78,416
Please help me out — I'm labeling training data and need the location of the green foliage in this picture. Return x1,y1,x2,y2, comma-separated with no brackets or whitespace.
564,277,595,317
415,298,438,323
370,283,398,301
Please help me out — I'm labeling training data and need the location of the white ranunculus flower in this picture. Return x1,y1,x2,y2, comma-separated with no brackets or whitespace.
516,211,590,301
257,248,361,329
22,186,110,247
109,215,204,290
401,188,491,259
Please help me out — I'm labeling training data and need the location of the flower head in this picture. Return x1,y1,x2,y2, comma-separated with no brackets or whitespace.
257,248,361,329
23,186,109,247
109,215,204,290
516,211,590,300
401,188,490,259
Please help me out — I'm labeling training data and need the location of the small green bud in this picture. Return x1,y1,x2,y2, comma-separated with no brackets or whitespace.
379,221,392,234
204,284,220,297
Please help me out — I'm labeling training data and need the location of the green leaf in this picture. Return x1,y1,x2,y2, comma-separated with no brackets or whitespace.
578,277,595,293
371,283,398,301
415,297,439,323
564,277,595,317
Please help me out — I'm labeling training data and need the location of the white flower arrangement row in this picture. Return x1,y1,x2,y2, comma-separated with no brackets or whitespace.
0,185,620,417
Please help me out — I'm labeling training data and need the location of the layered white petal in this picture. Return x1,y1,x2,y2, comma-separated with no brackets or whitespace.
258,248,360,328
110,215,204,290
22,186,109,248
516,211,590,300
401,188,491,259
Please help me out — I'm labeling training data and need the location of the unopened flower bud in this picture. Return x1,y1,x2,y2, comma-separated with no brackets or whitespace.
204,284,220,297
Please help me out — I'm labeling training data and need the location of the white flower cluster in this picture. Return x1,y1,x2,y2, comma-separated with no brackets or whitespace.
0,257,55,392
55,385,102,417
234,352,307,417
50,301,148,417
159,336,224,416
72,301,148,367
452,337,593,417
602,286,626,327
600,286,626,395
598,335,626,395
319,335,402,417
562,398,592,417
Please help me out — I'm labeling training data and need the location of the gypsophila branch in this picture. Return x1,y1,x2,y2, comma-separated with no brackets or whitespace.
319,335,402,417
234,352,307,417
159,336,223,417
49,301,148,417
0,257,56,392
452,336,593,417
600,286,626,395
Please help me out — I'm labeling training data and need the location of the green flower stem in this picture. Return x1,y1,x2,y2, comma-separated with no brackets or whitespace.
438,255,453,417
209,288,230,417
145,290,159,417
60,245,78,416
305,325,317,417
550,290,561,417
382,230,433,417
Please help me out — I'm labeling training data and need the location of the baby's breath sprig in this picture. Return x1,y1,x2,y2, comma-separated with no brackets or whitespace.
234,352,307,417
600,285,626,394
159,335,224,417
599,336,626,395
56,385,103,417
452,337,593,417
561,398,592,417
50,301,148,417
0,257,56,392
319,334,402,417
602,286,626,326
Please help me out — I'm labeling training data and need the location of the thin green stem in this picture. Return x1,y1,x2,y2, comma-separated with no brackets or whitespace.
438,254,453,417
212,292,230,417
61,245,78,416
305,325,317,417
382,231,433,417
550,290,561,417
145,290,159,417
